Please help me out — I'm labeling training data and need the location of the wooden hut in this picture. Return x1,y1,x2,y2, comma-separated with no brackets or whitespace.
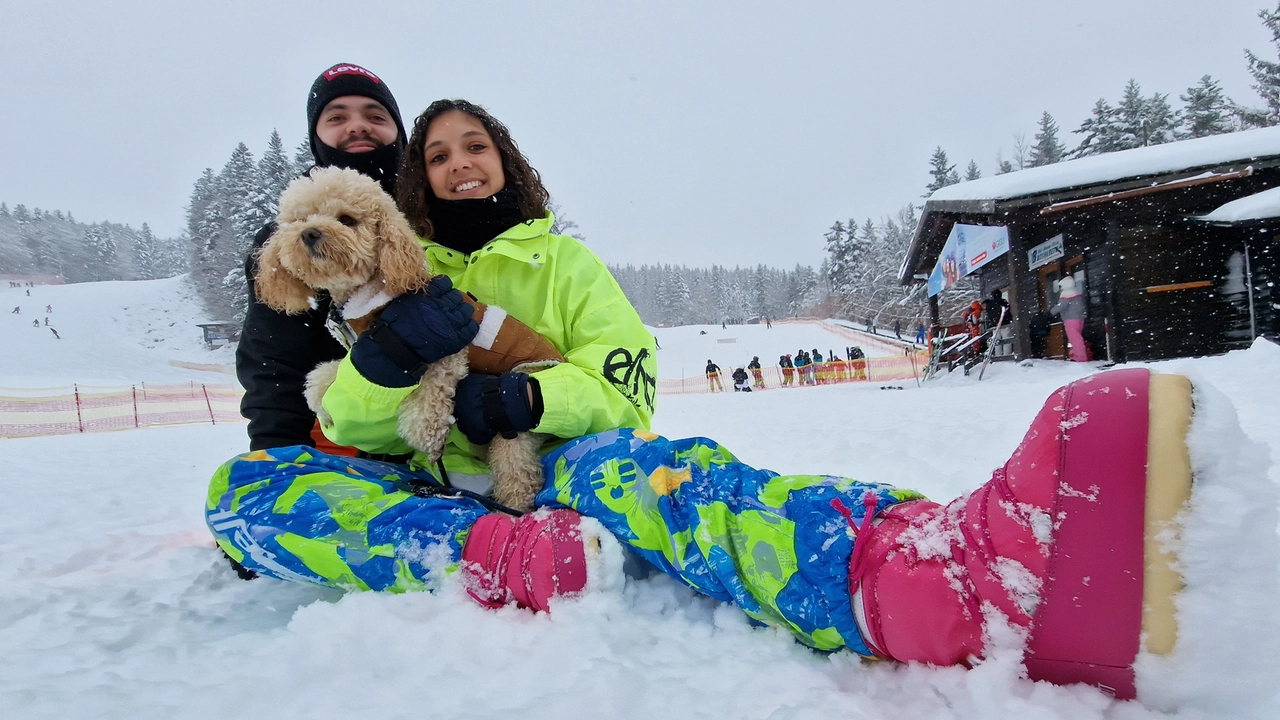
900,127,1280,362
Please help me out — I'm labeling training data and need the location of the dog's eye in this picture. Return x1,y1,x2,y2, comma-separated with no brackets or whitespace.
338,215,358,227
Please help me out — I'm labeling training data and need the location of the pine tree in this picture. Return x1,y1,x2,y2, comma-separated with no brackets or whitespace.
1028,112,1067,167
83,223,119,280
995,157,1015,174
1245,3,1280,127
135,223,159,280
1112,79,1177,149
0,203,8,217
293,138,316,176
258,130,293,216
964,160,981,181
823,221,855,295
221,143,268,255
1073,98,1125,157
924,147,961,196
657,265,690,324
1180,75,1237,138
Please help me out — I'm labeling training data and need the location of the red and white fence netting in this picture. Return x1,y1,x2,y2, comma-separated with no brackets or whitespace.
0,382,245,438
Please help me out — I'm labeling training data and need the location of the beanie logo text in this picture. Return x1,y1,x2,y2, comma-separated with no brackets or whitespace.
323,64,381,84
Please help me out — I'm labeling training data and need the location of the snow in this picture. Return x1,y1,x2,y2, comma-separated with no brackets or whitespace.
654,320,901,379
927,125,1280,204
1197,185,1280,223
0,275,236,388
3,277,1280,719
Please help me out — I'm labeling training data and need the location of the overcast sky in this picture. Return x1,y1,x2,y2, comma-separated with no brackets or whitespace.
1,0,1274,269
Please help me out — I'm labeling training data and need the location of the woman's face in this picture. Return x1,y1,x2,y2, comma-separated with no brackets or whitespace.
423,110,506,200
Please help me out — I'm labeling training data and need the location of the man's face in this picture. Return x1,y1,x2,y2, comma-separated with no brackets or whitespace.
315,96,398,152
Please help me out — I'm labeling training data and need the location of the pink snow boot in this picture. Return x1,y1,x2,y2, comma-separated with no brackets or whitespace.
460,509,599,612
852,368,1194,699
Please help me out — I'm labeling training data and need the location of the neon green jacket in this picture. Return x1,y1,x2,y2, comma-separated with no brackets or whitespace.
319,213,657,488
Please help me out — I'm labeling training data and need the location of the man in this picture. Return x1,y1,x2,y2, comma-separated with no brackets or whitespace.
236,63,408,452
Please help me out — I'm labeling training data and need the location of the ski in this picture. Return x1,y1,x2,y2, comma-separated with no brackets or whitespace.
978,306,1009,381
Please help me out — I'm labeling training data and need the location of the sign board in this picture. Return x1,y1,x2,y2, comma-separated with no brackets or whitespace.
1028,234,1065,270
927,224,1011,297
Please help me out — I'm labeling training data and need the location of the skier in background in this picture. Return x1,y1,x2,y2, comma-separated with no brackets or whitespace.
747,356,765,389
705,359,725,392
731,367,751,392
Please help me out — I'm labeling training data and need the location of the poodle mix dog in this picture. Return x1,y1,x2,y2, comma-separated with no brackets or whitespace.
254,166,563,511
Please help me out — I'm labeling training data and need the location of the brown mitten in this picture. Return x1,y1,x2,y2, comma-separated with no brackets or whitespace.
461,295,565,374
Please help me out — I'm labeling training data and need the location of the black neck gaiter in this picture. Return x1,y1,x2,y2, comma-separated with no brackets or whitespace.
428,188,526,255
313,142,402,197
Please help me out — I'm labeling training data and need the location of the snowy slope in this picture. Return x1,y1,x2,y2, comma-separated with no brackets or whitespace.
0,276,235,388
1,278,1279,719
653,320,899,380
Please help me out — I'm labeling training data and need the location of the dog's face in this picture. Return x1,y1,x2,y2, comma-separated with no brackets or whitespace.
255,166,431,314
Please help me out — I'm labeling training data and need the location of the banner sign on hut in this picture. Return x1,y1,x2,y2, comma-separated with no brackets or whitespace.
926,223,1010,297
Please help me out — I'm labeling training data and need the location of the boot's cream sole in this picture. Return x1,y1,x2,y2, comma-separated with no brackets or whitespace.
1142,372,1194,656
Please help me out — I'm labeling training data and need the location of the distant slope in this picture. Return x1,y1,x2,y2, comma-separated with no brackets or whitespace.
652,321,900,379
0,275,235,388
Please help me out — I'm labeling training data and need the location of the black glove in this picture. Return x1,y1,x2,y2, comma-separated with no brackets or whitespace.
350,276,479,387
453,372,543,445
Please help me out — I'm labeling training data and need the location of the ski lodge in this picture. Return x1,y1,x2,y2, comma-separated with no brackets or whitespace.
899,126,1280,363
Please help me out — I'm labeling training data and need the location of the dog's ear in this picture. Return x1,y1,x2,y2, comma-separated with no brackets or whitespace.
254,239,315,314
376,194,433,297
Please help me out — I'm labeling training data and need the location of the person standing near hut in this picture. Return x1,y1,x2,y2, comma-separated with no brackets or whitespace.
1053,276,1088,362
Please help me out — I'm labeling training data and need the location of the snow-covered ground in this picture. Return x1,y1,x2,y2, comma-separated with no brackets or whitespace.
655,319,901,381
2,276,1279,719
0,276,236,388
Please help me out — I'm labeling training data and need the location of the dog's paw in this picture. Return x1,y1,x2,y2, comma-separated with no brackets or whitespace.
304,361,342,426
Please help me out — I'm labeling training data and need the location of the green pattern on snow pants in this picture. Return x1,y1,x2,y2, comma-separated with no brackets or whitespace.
535,428,926,655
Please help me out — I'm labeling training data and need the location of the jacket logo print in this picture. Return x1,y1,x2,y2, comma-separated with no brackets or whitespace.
603,347,656,412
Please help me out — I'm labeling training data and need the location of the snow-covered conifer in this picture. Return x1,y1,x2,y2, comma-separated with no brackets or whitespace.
293,139,315,177
964,160,982,181
925,147,961,196
258,130,293,217
83,223,119,280
1180,75,1238,138
135,223,159,280
1028,112,1067,167
1073,98,1125,157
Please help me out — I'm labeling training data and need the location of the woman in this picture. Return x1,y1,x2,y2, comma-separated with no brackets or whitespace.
207,101,1192,699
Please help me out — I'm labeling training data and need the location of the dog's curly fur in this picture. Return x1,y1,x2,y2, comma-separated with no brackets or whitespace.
256,166,547,511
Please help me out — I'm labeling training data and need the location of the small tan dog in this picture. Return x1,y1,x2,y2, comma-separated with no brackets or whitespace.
255,166,564,511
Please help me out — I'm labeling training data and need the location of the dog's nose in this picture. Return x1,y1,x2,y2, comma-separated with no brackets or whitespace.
301,228,323,248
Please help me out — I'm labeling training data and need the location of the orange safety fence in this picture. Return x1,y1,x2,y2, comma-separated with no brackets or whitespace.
3,342,929,437
0,382,245,438
657,353,926,395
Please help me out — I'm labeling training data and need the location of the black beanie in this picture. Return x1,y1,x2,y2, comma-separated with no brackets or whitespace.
305,63,407,193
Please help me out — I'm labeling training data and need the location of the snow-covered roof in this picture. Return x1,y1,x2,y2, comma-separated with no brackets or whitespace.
1196,185,1280,223
928,126,1280,204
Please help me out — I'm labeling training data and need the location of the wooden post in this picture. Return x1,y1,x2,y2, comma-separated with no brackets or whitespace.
132,385,139,428
202,384,216,425
74,384,84,433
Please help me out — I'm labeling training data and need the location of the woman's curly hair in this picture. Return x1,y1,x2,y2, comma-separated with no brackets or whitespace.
395,99,549,238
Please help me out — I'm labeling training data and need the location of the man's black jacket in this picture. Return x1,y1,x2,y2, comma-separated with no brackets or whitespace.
236,223,347,450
